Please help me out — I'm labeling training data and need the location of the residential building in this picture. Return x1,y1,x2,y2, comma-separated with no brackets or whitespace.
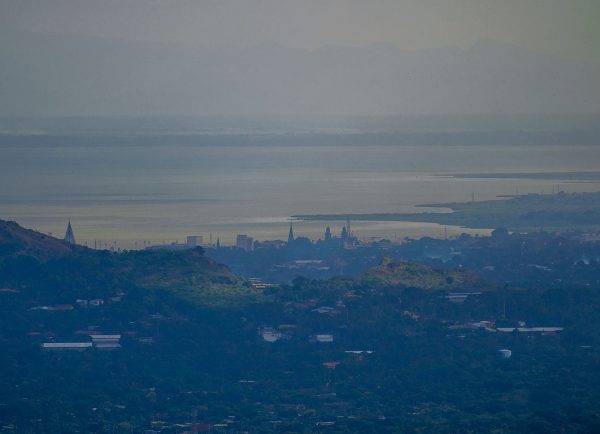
186,235,203,247
236,234,253,251
42,342,92,350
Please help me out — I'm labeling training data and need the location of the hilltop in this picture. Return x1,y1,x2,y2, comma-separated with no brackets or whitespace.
114,249,257,306
282,257,490,306
0,220,253,306
0,220,79,260
359,257,483,291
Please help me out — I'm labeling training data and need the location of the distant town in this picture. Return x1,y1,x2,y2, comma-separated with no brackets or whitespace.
2,192,600,431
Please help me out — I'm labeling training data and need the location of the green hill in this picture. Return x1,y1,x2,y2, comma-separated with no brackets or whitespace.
0,220,258,307
284,257,490,304
0,220,79,260
359,257,483,291
113,249,260,306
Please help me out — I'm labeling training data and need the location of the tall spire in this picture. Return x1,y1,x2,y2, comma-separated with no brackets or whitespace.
288,221,295,244
64,221,76,244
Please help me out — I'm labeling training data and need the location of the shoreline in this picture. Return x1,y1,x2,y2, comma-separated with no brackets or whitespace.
294,191,600,232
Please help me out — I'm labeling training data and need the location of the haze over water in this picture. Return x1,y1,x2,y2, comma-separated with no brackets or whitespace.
2,116,600,248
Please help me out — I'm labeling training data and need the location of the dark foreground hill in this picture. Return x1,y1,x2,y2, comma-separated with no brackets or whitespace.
1,220,599,433
0,220,255,307
0,220,79,259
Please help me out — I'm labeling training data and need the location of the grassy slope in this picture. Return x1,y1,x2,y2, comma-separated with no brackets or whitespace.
0,221,486,307
117,249,262,307
288,257,489,303
0,220,262,307
359,257,483,291
0,220,78,259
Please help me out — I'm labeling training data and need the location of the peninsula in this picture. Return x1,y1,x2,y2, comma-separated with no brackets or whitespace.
294,192,600,232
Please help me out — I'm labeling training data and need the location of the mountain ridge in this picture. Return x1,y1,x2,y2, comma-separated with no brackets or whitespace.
2,29,598,116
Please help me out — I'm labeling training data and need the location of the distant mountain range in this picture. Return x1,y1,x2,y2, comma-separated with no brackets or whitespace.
1,29,599,117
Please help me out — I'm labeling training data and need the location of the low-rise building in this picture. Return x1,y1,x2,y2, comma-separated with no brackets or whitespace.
91,334,122,349
496,326,563,334
42,342,93,350
259,327,283,343
236,234,254,251
310,334,334,343
187,235,203,247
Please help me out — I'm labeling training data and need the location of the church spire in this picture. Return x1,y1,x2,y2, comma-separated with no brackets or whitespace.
324,226,332,241
64,221,76,244
288,221,295,244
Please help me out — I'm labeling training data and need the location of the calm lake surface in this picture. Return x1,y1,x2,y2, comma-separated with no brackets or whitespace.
2,128,600,247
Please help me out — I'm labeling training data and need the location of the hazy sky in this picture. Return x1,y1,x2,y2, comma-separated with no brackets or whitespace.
3,0,599,61
1,0,599,116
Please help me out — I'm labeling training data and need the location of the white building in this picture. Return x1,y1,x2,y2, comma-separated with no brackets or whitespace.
236,234,254,251
42,342,92,350
311,334,334,343
496,327,563,334
91,334,122,349
186,235,203,247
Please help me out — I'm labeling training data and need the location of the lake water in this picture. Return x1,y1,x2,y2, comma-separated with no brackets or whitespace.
1,127,600,248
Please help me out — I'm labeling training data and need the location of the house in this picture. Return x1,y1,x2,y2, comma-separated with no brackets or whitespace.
248,277,278,289
402,310,420,320
469,321,496,332
312,306,336,314
445,292,482,304
75,330,101,336
91,334,122,349
259,327,283,343
496,326,563,335
445,294,468,303
31,304,74,311
189,423,211,432
0,288,19,293
310,334,334,343
47,304,74,311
